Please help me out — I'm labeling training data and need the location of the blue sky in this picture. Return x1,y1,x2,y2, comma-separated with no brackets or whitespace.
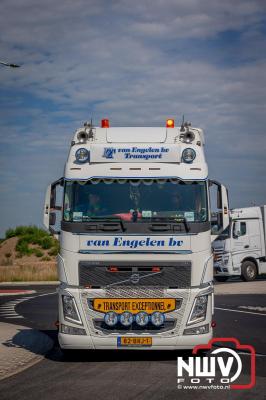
0,0,266,237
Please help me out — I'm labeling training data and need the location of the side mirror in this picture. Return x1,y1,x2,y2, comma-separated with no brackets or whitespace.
49,212,56,226
210,180,229,239
43,184,51,229
43,178,63,235
217,185,222,209
233,221,241,238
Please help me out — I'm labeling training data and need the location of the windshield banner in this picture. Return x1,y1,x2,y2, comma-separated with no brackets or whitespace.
90,144,181,163
79,235,191,252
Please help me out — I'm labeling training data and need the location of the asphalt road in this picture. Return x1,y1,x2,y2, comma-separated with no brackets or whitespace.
0,285,265,400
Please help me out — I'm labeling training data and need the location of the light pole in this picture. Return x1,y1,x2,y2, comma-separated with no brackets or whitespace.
0,61,21,68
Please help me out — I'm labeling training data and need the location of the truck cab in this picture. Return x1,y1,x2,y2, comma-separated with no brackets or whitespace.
213,206,266,281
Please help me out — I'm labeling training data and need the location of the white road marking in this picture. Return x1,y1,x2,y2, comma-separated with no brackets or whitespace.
215,307,266,316
238,305,266,312
0,291,56,319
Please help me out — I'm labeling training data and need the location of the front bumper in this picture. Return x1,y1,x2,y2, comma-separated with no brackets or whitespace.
58,284,214,350
59,330,213,350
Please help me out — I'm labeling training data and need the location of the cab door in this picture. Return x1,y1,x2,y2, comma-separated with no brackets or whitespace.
231,221,249,252
231,221,249,271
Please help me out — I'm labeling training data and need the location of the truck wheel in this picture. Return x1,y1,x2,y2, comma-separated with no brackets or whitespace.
241,261,257,281
215,276,228,282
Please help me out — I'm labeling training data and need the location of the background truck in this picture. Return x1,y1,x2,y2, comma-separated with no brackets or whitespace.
213,206,266,281
43,118,229,352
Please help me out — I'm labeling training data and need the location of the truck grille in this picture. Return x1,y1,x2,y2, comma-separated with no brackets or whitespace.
79,261,191,289
213,247,224,262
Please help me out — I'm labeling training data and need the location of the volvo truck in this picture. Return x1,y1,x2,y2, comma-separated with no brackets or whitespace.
43,118,229,351
213,206,266,281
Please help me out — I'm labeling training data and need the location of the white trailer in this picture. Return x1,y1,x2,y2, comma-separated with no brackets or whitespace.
213,206,266,281
44,119,229,352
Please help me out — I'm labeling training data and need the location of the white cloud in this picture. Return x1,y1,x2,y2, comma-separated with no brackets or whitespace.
0,0,265,235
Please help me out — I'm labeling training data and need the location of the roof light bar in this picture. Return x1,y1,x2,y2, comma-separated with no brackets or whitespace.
166,119,175,128
101,119,110,128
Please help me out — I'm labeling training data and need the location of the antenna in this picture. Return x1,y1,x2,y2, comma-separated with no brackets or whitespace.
88,116,94,140
180,114,185,132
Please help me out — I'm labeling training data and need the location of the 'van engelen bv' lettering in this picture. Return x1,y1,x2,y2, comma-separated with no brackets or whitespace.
86,237,184,249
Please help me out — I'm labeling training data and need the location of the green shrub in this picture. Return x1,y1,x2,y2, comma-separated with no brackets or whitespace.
33,249,44,258
5,228,16,239
40,236,54,250
48,247,58,256
9,226,59,257
16,239,33,255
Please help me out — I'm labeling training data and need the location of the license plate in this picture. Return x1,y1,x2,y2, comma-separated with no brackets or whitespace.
117,337,152,347
93,298,176,314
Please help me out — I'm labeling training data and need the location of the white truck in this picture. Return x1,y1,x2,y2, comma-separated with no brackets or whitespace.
213,206,266,281
43,119,229,352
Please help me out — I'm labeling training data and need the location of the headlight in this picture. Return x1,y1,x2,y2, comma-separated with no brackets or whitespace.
75,148,90,163
104,311,118,327
62,295,82,325
150,312,165,327
135,312,149,327
187,295,208,325
119,312,133,327
61,324,86,335
183,324,209,335
182,148,196,163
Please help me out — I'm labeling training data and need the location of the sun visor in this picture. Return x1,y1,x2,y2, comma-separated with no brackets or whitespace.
90,144,181,163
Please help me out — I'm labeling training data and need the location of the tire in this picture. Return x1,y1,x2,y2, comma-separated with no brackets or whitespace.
215,276,228,282
241,260,257,281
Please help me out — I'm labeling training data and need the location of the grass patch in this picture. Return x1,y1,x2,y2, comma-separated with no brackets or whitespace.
5,225,59,257
41,256,51,261
0,263,58,282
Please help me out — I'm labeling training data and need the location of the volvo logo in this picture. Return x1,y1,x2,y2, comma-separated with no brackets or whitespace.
130,273,140,284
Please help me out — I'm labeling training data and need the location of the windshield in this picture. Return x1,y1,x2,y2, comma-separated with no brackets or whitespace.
63,179,208,223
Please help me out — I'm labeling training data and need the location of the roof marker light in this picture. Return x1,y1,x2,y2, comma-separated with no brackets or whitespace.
166,119,175,128
101,119,110,128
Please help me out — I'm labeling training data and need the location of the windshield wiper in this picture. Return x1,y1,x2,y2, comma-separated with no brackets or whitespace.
85,216,126,232
148,216,190,232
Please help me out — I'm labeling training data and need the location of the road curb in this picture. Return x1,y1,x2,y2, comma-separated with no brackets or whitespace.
0,281,59,286
0,322,54,381
0,290,36,297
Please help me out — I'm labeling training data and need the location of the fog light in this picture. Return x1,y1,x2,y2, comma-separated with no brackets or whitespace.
120,312,133,326
150,312,165,327
104,312,118,327
183,324,209,335
182,148,196,163
61,324,86,335
75,148,90,163
135,312,149,327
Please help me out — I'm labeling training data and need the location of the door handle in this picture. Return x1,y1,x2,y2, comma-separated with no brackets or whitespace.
244,245,249,249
